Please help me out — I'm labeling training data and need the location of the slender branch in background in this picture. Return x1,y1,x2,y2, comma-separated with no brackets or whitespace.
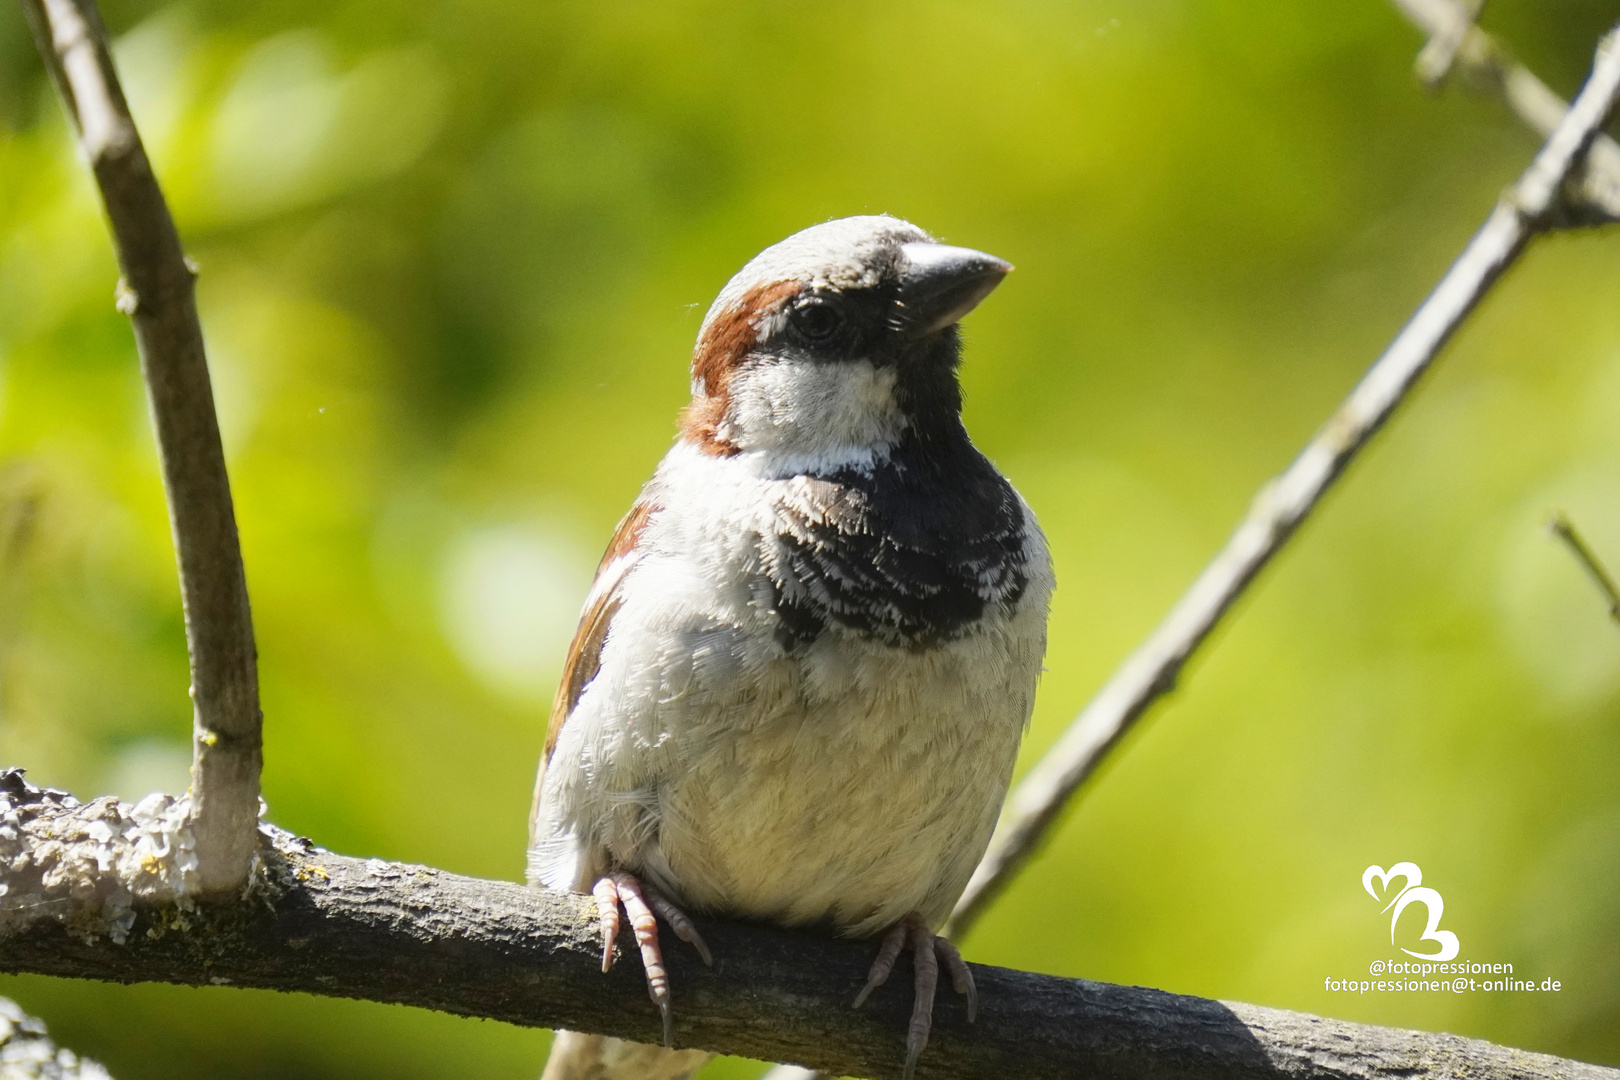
1391,0,1620,224
18,0,262,893
0,997,114,1080
942,18,1620,940
2,775,1616,1080
1412,0,1482,87
1548,512,1620,625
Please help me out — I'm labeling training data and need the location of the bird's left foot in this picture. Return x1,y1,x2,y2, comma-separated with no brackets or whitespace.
852,913,976,1080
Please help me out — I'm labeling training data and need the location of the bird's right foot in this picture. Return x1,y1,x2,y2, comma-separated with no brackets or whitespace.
591,872,714,1047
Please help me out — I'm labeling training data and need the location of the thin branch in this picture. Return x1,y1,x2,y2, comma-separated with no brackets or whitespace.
0,997,114,1080
1391,0,1620,224
1413,0,1482,87
944,19,1620,940
18,0,262,893
2,774,1615,1080
1548,512,1620,625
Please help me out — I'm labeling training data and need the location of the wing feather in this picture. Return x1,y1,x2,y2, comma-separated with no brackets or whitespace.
527,500,654,845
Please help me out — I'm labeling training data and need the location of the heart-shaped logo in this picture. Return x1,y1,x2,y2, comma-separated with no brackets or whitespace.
1362,862,1421,912
1362,861,1461,961
1389,886,1460,961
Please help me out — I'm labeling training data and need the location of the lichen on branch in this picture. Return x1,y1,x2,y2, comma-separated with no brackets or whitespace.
0,771,208,944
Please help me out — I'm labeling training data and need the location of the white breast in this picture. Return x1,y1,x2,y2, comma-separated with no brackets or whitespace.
530,442,1053,936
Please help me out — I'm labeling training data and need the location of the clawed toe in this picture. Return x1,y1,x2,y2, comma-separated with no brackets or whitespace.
933,936,976,1023
590,872,711,1048
642,880,714,967
592,877,623,973
853,914,977,1080
852,920,908,1008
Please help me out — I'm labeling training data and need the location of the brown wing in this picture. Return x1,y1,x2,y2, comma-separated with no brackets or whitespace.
528,500,653,843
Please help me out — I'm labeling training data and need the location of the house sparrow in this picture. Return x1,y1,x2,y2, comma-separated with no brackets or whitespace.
529,215,1053,1080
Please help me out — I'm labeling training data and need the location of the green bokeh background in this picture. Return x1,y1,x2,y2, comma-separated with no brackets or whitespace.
4,0,1620,1076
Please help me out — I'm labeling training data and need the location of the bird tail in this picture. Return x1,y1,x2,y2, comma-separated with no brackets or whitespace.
541,1031,712,1080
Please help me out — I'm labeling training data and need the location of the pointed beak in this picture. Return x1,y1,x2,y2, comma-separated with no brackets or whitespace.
897,242,1013,337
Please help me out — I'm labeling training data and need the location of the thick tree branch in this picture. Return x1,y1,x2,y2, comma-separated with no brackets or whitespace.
2,773,1615,1080
18,0,262,893
944,19,1620,940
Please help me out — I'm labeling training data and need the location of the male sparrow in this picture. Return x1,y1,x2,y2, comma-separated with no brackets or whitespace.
529,215,1053,1080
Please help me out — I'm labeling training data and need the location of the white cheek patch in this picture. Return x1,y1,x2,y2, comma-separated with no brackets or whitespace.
725,359,907,469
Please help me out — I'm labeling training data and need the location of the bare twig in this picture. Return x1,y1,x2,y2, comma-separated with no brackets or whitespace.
943,19,1620,940
18,0,262,893
1,774,1615,1080
1391,0,1620,224
1413,0,1482,87
1548,512,1620,625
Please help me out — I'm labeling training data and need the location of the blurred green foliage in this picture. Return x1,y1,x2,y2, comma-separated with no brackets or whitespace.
3,0,1620,1076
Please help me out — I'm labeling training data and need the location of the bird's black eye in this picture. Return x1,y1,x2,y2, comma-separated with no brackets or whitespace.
793,299,843,343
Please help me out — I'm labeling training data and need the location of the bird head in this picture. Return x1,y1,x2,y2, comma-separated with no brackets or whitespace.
680,215,1011,468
